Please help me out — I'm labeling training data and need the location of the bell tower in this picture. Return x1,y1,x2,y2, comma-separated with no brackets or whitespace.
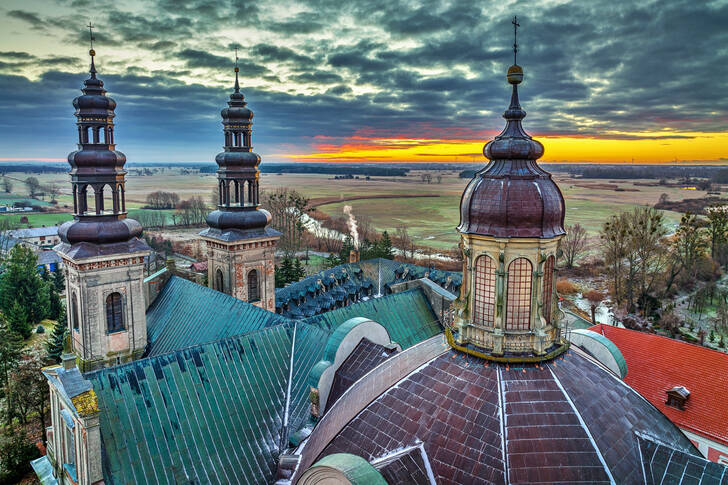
55,30,150,371
452,18,567,359
199,53,280,311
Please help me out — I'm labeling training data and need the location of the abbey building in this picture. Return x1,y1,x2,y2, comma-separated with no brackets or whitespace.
32,31,728,485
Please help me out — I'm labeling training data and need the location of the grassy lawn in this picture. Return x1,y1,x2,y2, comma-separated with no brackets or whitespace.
1,212,73,227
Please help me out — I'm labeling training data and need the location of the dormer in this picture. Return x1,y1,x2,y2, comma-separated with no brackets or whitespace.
665,385,690,410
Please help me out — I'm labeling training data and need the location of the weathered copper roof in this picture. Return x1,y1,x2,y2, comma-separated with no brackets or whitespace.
317,349,699,484
458,66,565,239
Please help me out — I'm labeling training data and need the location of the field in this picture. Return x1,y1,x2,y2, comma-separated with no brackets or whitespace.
0,167,701,250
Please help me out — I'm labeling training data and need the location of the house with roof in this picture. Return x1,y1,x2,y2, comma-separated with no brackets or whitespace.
33,36,728,485
7,225,61,250
584,324,728,465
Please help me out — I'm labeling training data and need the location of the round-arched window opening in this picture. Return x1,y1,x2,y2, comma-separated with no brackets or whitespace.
215,268,225,294
106,292,124,333
248,269,259,302
506,258,533,331
473,255,496,327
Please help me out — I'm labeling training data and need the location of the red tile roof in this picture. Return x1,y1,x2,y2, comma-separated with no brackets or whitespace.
589,324,728,446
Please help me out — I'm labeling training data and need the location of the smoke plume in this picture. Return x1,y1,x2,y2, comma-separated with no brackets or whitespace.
343,205,359,249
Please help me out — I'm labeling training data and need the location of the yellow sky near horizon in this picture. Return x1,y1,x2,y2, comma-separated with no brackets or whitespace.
283,130,728,164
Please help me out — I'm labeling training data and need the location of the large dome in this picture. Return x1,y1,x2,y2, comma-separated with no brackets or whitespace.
458,65,565,239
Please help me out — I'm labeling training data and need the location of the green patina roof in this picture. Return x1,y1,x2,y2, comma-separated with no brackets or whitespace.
82,278,442,484
146,276,291,357
310,453,387,484
303,288,441,350
571,329,628,378
87,324,296,485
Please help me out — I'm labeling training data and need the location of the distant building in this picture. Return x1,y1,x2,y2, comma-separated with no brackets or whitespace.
7,225,60,249
587,324,728,464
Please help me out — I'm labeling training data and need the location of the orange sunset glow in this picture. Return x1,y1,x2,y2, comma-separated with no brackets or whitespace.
284,130,728,164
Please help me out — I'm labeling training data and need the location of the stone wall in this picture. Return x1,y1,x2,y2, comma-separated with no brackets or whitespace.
390,278,456,325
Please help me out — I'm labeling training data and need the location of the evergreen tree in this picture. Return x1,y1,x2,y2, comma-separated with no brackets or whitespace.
48,286,64,323
323,254,341,269
0,246,50,327
46,307,67,364
293,258,306,281
339,237,354,262
52,268,65,293
379,231,394,259
274,265,286,288
280,257,294,285
0,315,22,392
5,301,31,339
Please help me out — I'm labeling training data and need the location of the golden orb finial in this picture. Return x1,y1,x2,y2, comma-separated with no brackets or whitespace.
234,66,239,73
89,49,96,57
507,64,523,85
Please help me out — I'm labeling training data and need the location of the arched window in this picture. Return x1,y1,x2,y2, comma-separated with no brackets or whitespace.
542,256,555,324
473,255,496,327
506,258,532,330
216,268,225,293
71,291,79,331
106,292,124,333
248,269,259,302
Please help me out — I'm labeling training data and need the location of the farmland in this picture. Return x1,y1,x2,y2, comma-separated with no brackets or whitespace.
0,166,705,250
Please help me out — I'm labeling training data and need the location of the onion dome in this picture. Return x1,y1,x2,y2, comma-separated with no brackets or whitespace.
202,62,280,241
58,47,146,249
458,63,565,238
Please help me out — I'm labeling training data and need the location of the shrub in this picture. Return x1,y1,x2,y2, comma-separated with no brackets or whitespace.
556,279,579,295
0,431,40,483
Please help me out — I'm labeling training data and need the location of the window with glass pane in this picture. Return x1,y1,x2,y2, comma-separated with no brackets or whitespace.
248,269,259,301
106,292,124,333
542,256,555,324
473,255,496,326
506,258,532,330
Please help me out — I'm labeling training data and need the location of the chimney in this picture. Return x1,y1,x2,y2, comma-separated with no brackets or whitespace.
62,334,76,370
349,249,360,263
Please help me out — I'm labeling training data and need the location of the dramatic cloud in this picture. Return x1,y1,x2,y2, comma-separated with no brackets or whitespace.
0,0,726,162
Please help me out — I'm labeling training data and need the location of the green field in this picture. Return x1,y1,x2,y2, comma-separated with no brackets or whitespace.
0,168,703,249
1,212,73,227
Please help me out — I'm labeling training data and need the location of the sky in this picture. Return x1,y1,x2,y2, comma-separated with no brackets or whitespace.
0,0,727,164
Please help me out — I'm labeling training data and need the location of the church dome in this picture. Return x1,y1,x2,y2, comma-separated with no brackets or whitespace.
458,65,565,239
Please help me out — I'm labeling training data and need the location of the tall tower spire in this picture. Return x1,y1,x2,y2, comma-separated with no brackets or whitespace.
199,51,281,310
55,28,150,371
452,17,566,361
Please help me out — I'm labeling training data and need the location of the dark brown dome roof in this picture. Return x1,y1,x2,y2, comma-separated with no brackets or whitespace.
458,66,565,239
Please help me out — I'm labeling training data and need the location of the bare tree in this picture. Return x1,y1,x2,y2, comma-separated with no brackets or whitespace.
2,176,12,193
261,188,311,256
395,224,414,259
706,204,728,261
584,289,604,324
24,176,41,198
562,223,588,268
46,183,61,203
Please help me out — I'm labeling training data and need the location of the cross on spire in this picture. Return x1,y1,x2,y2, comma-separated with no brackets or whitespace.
233,46,240,93
512,15,520,65
87,21,95,51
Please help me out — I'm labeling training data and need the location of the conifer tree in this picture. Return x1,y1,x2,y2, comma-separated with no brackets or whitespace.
293,258,306,281
379,231,395,259
5,301,31,339
0,315,22,392
52,268,65,293
0,246,50,328
280,257,294,285
46,307,67,364
48,285,63,321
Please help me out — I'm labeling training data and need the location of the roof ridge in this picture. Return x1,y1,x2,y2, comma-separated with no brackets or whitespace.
594,324,728,358
85,320,296,378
